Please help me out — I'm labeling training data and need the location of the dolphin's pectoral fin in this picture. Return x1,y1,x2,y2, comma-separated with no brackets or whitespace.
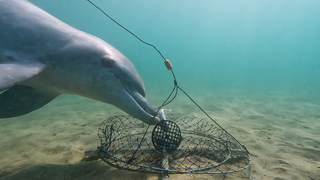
0,63,45,91
0,86,58,118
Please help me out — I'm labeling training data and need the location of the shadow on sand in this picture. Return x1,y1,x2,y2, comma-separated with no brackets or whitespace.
0,161,151,180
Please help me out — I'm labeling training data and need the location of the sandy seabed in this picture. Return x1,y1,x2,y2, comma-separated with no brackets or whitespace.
0,89,319,180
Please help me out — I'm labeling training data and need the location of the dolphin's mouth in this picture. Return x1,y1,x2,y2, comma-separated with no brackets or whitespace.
130,91,158,117
118,81,160,124
129,90,160,124
109,59,159,124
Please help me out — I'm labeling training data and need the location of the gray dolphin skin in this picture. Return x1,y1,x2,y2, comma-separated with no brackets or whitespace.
0,0,160,124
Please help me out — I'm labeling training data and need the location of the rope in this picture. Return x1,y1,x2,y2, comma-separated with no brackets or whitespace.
87,0,249,155
87,0,166,61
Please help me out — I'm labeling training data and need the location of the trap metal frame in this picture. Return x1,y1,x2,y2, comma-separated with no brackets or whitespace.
97,112,251,175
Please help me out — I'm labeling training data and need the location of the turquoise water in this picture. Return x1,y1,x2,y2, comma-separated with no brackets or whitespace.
28,0,320,104
1,1,320,179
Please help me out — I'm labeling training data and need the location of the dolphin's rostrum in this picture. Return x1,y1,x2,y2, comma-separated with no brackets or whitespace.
0,0,160,124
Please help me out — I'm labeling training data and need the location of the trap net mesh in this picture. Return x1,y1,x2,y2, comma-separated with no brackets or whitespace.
97,112,251,174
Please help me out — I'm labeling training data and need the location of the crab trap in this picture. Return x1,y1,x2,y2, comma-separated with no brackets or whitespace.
97,110,251,175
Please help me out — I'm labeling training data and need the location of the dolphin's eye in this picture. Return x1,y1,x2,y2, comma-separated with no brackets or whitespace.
101,56,115,68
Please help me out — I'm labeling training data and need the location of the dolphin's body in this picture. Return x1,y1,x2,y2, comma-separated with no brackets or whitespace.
0,0,160,124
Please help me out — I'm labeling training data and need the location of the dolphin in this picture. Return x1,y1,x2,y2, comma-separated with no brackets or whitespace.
0,0,160,124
